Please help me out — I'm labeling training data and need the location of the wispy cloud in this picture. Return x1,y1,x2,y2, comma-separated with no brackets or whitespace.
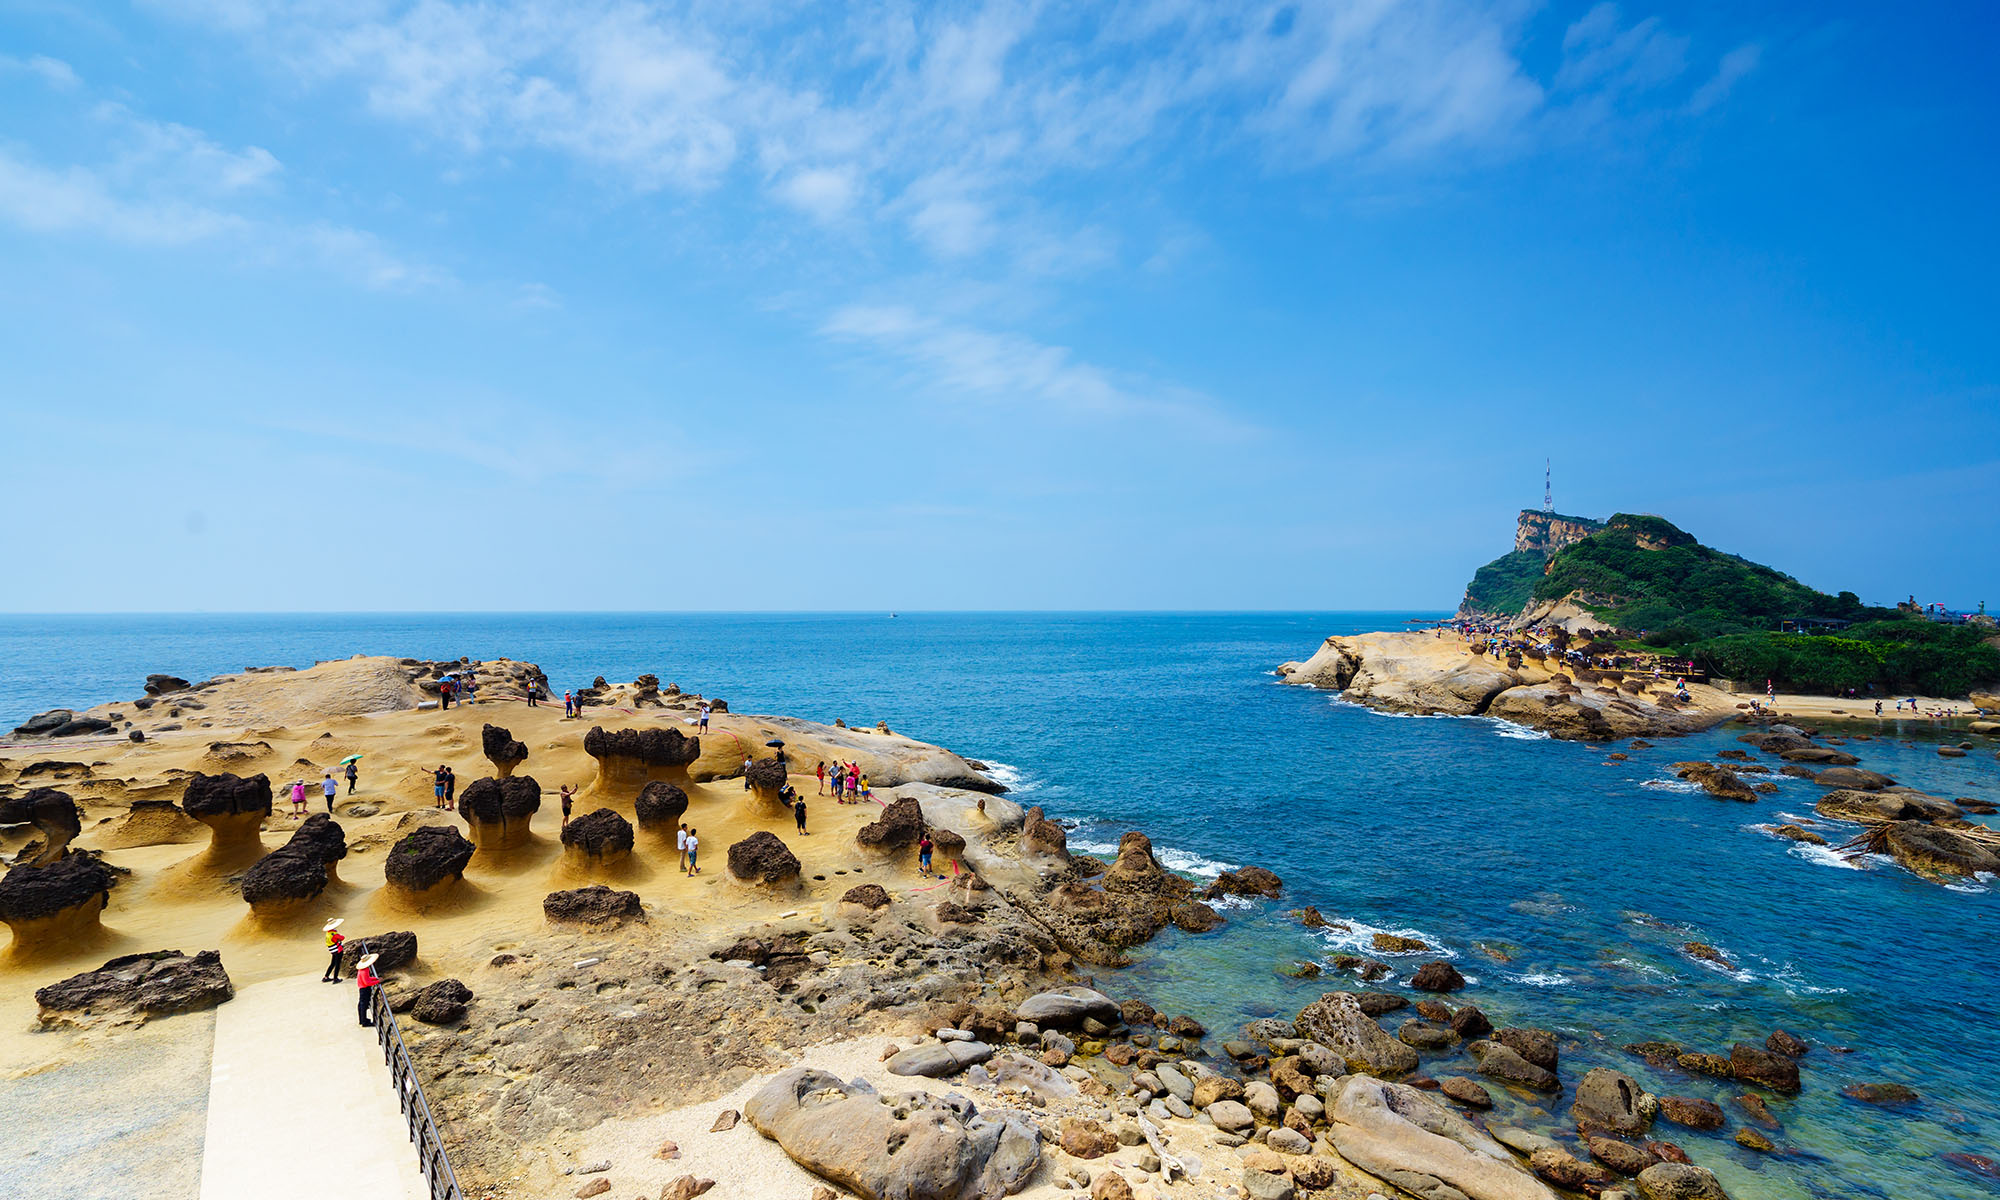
1689,43,1762,115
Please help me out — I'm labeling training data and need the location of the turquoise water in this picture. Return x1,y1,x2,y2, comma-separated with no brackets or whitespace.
3,612,1996,1198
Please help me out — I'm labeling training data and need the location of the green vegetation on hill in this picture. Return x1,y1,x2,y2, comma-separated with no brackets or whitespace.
1460,511,2000,696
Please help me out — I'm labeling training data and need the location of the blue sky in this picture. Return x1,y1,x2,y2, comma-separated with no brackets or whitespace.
1,2,1994,613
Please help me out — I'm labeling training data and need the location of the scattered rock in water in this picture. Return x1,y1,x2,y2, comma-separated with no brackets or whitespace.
1764,824,1826,845
1670,762,1757,802
1841,1082,1918,1106
1450,1005,1494,1039
1571,1068,1655,1137
544,885,644,925
1730,1043,1801,1093
36,949,233,1025
1469,1040,1558,1091
1766,1029,1808,1059
1494,1027,1558,1071
1734,1093,1780,1128
1587,1135,1659,1177
1656,1097,1724,1130
726,831,801,886
1810,767,1898,791
1678,1051,1732,1078
1203,865,1283,900
1635,1161,1731,1198
1681,942,1734,971
1372,932,1429,954
1735,1128,1775,1152
1410,961,1466,992
1881,821,2000,878
1438,1076,1493,1109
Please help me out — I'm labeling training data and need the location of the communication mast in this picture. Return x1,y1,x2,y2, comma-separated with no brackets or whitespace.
1544,459,1553,513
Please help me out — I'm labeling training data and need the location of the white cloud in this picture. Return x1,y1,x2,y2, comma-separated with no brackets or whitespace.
773,165,858,223
1,53,81,89
1689,43,1761,115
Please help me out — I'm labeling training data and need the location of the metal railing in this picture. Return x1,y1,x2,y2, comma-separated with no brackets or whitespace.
371,988,466,1200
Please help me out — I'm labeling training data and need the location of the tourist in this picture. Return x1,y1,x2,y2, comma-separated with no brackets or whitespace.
433,766,448,809
831,768,845,803
443,766,457,812
815,760,826,795
685,827,700,875
354,953,382,1027
859,773,872,804
439,677,453,709
321,772,338,813
289,778,308,817
321,919,345,983
918,832,934,877
462,674,476,704
1875,700,1884,716
795,794,808,835
344,759,359,794
526,682,539,708
677,822,689,872
698,704,710,732
559,784,574,827
742,755,753,789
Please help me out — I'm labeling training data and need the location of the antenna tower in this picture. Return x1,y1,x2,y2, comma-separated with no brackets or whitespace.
1544,459,1552,513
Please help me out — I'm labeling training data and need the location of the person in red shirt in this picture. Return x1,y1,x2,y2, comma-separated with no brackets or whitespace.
321,918,345,983
355,953,382,1027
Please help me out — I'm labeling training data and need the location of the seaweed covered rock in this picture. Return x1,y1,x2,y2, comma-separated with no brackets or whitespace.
338,930,417,976
241,814,347,912
0,788,83,867
561,808,635,867
0,851,117,951
480,724,529,778
727,831,801,886
383,825,476,896
856,796,926,850
634,781,689,830
544,885,643,925
583,726,700,790
36,949,232,1026
458,775,542,850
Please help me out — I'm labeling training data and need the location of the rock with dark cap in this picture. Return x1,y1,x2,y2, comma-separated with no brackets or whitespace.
744,757,790,808
35,950,232,1024
338,930,417,975
561,808,635,862
583,726,700,790
458,775,542,850
383,825,475,893
50,717,116,737
856,796,926,849
480,724,529,777
411,978,472,1025
544,885,644,924
634,781,689,830
241,814,347,909
840,883,892,911
0,851,117,935
144,674,191,695
727,831,801,885
181,772,273,819
0,788,83,867
11,709,72,737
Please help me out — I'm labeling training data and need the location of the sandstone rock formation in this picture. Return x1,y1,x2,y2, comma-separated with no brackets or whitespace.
458,775,542,850
544,885,644,925
411,978,472,1025
583,726,700,792
1204,865,1284,900
0,787,82,867
94,798,208,849
240,814,347,915
561,808,635,870
744,1067,1041,1200
1880,821,2000,877
857,797,926,851
383,825,476,901
1297,991,1419,1077
480,723,529,778
634,781,689,832
179,772,274,869
35,949,233,1026
1328,1075,1556,1200
1021,807,1069,863
744,756,792,816
727,831,801,886
0,851,117,953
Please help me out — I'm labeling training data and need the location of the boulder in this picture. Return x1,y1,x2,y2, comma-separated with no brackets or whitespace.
1016,987,1117,1028
35,949,232,1024
144,674,191,695
561,808,635,865
1882,822,2000,877
1633,1162,1731,1199
1494,1027,1558,1071
1730,1043,1800,1093
857,797,927,850
1450,1006,1494,1039
582,726,701,791
1810,767,1897,792
1439,1076,1493,1108
841,883,892,912
1816,790,1960,823
1399,1019,1457,1050
1669,763,1756,803
480,724,529,777
411,978,472,1025
727,831,801,886
0,851,116,950
1841,1082,1918,1106
744,1067,1039,1200
544,885,644,925
1206,1099,1255,1133
634,781,690,830
50,717,116,737
0,788,83,866
179,772,273,867
1101,833,1192,901
1296,991,1419,1077
1766,1029,1808,1059
1469,1041,1557,1091
1656,1097,1724,1130
1411,961,1466,993
338,930,417,976
1777,747,1858,765
1021,807,1069,860
1203,865,1284,900
458,775,542,850
1328,1075,1556,1200
383,826,475,895
1571,1068,1654,1136
12,708,74,737
241,814,347,911
1587,1137,1658,1177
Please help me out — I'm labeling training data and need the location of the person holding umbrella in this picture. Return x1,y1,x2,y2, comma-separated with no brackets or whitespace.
342,754,361,794
354,952,382,1027
321,919,345,983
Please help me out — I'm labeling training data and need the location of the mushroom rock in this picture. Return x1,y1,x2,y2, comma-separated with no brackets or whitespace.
0,852,117,955
179,772,274,870
240,814,348,917
744,757,792,816
544,884,645,925
458,775,542,851
855,796,926,851
931,828,967,863
633,781,689,833
583,726,700,792
561,808,635,871
382,825,476,903
36,949,233,1027
338,930,418,976
480,724,529,778
0,788,83,867
1022,807,1070,862
727,831,801,886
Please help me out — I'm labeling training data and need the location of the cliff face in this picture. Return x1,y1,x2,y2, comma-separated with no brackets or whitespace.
1514,510,1605,556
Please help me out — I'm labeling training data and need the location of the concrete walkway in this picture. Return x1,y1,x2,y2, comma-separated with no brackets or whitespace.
198,976,430,1200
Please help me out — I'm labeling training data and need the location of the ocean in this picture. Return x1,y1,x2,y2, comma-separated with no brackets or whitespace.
3,611,1995,1199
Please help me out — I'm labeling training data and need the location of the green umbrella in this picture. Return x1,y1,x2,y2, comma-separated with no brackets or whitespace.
339,754,363,765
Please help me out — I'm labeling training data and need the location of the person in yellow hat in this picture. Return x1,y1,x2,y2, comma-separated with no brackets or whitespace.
321,919,345,983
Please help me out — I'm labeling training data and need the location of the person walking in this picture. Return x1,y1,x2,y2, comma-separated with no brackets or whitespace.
439,677,453,709
433,766,448,809
794,794,808,835
321,919,346,983
321,772,338,813
289,778,308,817
344,759,359,794
685,827,700,875
676,822,689,872
355,953,382,1027
559,784,574,828
462,674,476,704
443,766,457,812
918,832,934,877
